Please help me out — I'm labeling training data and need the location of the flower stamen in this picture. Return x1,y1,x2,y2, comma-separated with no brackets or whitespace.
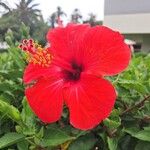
19,39,52,67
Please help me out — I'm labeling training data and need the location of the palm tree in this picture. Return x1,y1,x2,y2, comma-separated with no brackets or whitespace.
15,0,42,25
0,0,42,27
0,0,11,14
88,13,96,26
71,8,82,23
0,0,48,44
49,13,56,28
49,6,66,28
83,13,103,26
55,6,66,18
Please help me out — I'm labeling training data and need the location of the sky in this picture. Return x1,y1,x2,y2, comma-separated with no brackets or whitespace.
7,0,104,21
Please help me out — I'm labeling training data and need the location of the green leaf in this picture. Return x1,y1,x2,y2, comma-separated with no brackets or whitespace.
21,98,36,135
103,117,121,129
118,134,137,150
0,82,14,92
20,22,30,39
21,98,35,126
5,35,13,46
68,133,97,150
0,99,21,123
143,127,150,131
0,132,24,149
40,127,74,147
124,127,150,142
118,79,148,94
8,47,25,69
135,141,150,150
17,140,29,150
107,137,119,150
103,109,121,129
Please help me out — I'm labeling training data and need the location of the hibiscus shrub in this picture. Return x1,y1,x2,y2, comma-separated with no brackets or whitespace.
0,24,150,150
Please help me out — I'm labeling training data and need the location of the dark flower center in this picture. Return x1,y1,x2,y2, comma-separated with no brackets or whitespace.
63,61,83,81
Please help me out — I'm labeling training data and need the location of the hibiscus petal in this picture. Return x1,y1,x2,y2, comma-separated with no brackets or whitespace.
83,26,131,76
46,24,90,60
46,24,91,73
25,77,64,123
47,24,130,76
64,74,116,130
23,64,61,84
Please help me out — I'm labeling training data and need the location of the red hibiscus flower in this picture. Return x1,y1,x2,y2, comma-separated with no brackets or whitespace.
21,24,131,130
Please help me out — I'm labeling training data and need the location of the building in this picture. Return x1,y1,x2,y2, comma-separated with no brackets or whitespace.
104,0,150,52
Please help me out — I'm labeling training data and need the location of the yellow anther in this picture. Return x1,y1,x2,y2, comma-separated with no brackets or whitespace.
21,39,52,67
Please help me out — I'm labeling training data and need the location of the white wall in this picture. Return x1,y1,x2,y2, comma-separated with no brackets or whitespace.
104,13,150,34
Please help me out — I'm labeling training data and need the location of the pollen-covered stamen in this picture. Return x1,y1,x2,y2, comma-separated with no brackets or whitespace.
19,39,52,67
30,49,52,67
